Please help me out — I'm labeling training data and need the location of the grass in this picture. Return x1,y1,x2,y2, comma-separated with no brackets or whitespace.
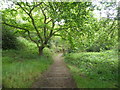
64,50,118,88
2,37,53,88
0,49,2,87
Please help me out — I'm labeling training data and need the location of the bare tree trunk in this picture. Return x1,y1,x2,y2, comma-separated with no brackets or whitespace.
38,46,44,56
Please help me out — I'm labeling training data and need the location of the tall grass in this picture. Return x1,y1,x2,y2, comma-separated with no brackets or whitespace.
0,49,2,87
64,50,118,88
2,37,53,88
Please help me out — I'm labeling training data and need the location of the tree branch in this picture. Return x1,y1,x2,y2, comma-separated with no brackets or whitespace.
29,2,43,14
3,22,28,31
49,20,55,37
29,15,43,43
43,2,50,8
46,19,53,24
16,2,29,15
43,20,55,45
40,6,48,39
53,27,68,35
17,2,43,43
3,22,39,47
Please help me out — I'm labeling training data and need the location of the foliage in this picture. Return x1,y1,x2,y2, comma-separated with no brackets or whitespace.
2,37,53,88
1,2,93,55
64,50,118,88
49,36,70,52
57,1,118,52
69,67,117,88
61,17,118,52
2,25,21,50
1,1,119,88
68,65,117,88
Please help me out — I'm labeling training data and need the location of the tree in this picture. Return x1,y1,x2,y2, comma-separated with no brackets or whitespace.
58,1,118,52
2,2,92,55
2,2,60,55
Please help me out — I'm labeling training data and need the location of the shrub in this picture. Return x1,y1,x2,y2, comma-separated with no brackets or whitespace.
2,26,19,50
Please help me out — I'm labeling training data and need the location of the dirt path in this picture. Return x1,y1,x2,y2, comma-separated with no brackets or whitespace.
31,53,76,88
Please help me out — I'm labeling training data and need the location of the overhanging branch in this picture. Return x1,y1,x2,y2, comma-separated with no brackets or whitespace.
17,2,43,43
3,22,39,47
3,22,28,31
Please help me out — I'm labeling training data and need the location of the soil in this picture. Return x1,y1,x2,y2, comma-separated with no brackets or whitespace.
31,53,76,88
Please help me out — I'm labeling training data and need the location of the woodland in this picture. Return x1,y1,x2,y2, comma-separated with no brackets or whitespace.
1,1,119,88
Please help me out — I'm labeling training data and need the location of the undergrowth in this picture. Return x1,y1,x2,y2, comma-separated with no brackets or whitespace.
2,37,53,88
64,50,118,88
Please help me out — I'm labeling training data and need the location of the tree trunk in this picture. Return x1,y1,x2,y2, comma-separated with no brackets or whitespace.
38,46,44,56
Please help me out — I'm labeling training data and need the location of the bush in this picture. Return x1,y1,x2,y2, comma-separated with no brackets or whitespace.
64,50,118,88
2,26,20,50
86,43,111,52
